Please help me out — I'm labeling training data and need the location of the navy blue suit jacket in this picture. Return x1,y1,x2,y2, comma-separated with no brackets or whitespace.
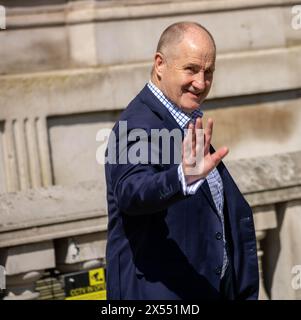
105,85,259,300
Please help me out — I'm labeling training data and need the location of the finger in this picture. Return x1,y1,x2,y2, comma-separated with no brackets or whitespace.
195,116,203,130
204,118,213,154
183,122,195,165
191,118,204,175
191,122,196,152
183,122,193,156
195,117,204,161
190,121,197,162
205,118,213,143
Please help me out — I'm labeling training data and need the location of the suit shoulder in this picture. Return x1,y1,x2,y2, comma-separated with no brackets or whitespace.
117,94,162,131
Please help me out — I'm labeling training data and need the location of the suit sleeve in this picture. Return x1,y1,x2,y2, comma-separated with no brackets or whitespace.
107,129,187,216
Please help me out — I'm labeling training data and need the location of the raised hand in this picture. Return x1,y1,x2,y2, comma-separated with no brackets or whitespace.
182,117,229,185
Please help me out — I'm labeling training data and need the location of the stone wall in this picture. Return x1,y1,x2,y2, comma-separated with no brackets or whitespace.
0,0,301,299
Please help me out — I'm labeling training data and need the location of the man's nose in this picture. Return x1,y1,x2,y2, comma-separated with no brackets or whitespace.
192,72,206,92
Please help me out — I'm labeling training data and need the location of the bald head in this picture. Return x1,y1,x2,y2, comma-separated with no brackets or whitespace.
156,21,216,58
151,21,216,112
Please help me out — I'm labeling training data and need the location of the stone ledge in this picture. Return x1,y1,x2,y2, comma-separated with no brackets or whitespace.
5,0,299,27
226,151,301,192
0,215,107,248
1,45,300,119
0,151,300,248
2,0,300,74
245,185,301,207
0,180,107,247
226,151,301,206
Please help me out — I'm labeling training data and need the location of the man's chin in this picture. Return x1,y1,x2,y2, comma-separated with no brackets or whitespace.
181,101,202,113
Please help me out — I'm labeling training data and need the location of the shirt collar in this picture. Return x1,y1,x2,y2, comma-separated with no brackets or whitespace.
147,80,203,129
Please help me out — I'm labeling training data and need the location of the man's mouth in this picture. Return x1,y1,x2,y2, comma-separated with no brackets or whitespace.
186,90,201,99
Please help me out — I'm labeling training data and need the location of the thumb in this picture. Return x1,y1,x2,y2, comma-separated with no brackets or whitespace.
210,147,229,165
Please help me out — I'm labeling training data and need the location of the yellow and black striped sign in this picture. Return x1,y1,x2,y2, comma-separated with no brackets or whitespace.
64,268,107,300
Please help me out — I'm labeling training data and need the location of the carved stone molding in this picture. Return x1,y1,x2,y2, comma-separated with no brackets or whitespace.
1,117,52,192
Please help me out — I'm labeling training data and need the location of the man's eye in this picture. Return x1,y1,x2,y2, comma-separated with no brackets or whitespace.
185,67,195,72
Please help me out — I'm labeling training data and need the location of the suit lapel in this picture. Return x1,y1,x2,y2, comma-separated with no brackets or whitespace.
217,160,236,223
139,84,184,133
200,179,219,216
199,145,224,218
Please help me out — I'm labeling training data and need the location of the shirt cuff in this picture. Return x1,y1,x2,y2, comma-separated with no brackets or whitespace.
177,163,205,195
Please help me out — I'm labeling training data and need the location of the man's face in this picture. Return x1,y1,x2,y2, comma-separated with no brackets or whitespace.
156,32,216,113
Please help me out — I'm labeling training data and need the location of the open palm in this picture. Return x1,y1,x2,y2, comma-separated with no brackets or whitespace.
182,117,229,185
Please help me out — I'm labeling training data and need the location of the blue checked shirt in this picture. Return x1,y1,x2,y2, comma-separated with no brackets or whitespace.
147,81,228,278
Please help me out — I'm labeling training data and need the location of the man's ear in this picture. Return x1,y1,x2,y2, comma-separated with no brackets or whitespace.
154,52,165,79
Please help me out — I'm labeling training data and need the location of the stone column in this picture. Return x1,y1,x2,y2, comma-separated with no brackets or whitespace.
263,200,301,300
253,205,277,300
1,117,53,193
256,230,268,300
